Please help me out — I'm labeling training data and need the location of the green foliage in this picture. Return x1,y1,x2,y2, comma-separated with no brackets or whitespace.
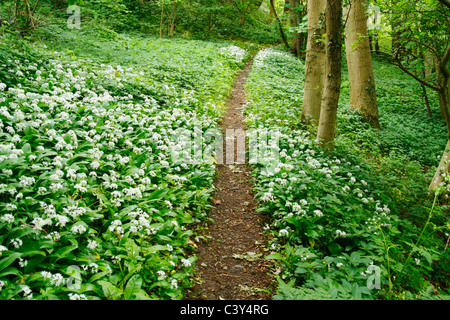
245,47,450,300
338,58,447,168
245,47,305,128
0,31,246,300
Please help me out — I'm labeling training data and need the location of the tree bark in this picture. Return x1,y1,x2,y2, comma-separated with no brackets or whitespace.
169,1,176,38
288,0,303,57
270,0,292,52
316,0,343,150
301,0,326,126
344,0,379,128
160,4,165,38
269,1,274,23
430,139,450,191
429,43,450,190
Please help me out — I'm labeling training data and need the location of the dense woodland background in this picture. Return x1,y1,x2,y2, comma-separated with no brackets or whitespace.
0,0,449,300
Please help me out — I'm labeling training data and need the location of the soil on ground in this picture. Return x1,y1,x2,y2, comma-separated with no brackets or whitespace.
187,59,275,300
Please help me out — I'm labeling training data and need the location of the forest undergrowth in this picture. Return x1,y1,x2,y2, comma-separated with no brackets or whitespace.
0,25,448,300
244,47,450,300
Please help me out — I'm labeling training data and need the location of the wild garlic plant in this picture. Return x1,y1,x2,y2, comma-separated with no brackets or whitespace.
0,38,246,300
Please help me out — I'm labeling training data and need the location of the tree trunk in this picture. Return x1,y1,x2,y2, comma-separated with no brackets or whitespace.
316,0,343,149
430,86,450,190
239,0,247,26
301,0,326,126
169,1,176,38
23,0,34,29
160,4,165,38
289,0,302,56
344,0,379,128
430,139,450,191
269,1,274,23
270,0,292,52
430,2,450,190
430,71,450,190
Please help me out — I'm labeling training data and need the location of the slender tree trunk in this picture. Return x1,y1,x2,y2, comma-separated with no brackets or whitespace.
160,4,165,38
239,0,247,26
374,31,380,53
24,0,34,29
240,0,255,26
344,0,379,128
301,0,326,126
316,0,343,149
169,1,176,38
270,0,292,52
269,1,274,23
289,0,301,56
422,84,432,117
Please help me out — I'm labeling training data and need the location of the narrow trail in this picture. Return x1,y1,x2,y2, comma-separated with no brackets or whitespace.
189,59,274,300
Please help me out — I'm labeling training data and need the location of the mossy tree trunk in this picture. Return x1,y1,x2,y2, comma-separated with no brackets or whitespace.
316,0,343,150
301,0,326,126
344,0,379,128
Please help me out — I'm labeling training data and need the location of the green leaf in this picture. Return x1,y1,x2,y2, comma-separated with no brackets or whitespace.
148,188,167,201
294,267,308,274
89,271,110,283
124,275,142,300
0,267,21,278
324,256,334,265
146,244,169,254
98,280,123,300
22,143,32,155
53,244,78,262
350,251,361,265
265,253,285,262
134,290,151,300
351,284,362,300
0,252,21,272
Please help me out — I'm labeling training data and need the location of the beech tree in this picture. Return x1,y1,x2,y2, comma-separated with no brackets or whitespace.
316,0,343,149
301,0,326,126
344,0,379,128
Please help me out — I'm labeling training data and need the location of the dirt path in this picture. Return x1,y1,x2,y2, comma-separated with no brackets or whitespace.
188,59,274,300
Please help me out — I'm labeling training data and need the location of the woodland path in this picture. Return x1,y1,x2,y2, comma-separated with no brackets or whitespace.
188,59,274,300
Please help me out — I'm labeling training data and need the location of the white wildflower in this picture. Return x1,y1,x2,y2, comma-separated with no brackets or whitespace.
181,259,191,267
70,224,87,235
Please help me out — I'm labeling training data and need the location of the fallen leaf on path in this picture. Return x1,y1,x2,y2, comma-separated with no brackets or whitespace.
213,198,222,205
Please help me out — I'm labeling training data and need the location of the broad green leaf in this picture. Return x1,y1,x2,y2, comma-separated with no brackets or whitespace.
294,267,308,274
99,280,123,300
124,275,142,300
265,253,285,261
53,245,78,262
0,252,21,272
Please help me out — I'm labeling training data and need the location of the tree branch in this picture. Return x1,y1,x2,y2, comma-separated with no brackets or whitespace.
375,49,441,91
269,0,292,53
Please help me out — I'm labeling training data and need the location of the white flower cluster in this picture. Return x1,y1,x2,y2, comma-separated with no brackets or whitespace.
252,48,302,68
219,46,247,63
0,37,244,300
251,126,392,242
